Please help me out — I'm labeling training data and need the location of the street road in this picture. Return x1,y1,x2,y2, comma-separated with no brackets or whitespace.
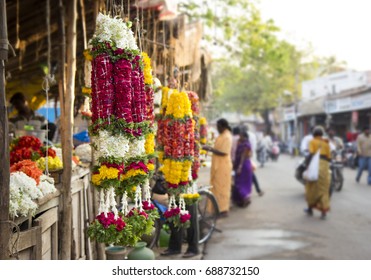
202,155,371,260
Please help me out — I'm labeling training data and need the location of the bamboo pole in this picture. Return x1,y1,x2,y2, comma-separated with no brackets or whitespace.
60,0,77,260
0,0,10,260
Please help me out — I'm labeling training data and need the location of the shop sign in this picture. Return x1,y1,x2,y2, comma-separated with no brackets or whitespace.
326,91,371,114
283,106,296,121
338,98,351,111
325,100,338,113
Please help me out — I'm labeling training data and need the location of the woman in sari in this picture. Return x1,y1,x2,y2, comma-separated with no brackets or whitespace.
203,118,233,218
233,130,253,207
304,126,331,220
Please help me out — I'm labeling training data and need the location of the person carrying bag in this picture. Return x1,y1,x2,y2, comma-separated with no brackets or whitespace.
303,126,331,220
303,149,320,182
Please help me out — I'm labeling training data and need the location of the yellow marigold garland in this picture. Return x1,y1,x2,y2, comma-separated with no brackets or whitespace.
165,90,192,119
120,169,147,182
144,133,155,154
161,86,170,114
92,165,120,186
199,117,207,125
147,163,155,171
141,52,153,85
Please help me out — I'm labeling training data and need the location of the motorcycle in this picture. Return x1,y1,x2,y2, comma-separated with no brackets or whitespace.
268,142,280,161
295,157,306,186
344,142,358,169
256,144,267,167
329,150,344,194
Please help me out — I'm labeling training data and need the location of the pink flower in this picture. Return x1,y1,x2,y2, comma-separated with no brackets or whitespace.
115,217,126,231
127,208,148,219
142,201,155,211
180,213,191,223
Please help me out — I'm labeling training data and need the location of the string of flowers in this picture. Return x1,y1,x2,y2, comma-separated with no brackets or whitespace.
199,117,208,155
154,86,195,228
87,13,158,247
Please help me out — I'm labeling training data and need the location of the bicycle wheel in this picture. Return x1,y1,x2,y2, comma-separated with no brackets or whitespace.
334,169,344,191
145,218,162,249
198,190,219,244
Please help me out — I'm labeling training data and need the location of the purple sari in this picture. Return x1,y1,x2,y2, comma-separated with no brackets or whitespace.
233,139,253,207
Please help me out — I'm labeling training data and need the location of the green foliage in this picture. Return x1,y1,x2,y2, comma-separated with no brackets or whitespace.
87,219,133,246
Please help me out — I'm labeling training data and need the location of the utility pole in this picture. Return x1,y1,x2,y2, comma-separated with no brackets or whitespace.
294,68,300,149
0,0,10,260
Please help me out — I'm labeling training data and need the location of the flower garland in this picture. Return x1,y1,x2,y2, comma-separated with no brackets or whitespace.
155,87,195,228
187,91,201,182
163,195,191,228
199,117,208,156
87,13,158,247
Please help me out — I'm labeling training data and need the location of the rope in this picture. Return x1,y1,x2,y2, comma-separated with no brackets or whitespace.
42,0,54,175
136,19,142,53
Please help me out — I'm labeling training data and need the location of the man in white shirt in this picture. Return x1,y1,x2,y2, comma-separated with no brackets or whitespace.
300,127,314,156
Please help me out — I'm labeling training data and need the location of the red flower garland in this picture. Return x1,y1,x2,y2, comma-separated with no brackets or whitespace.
113,57,133,123
91,53,114,121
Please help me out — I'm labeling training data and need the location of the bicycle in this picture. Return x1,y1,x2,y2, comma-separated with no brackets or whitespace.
147,175,220,248
197,185,220,244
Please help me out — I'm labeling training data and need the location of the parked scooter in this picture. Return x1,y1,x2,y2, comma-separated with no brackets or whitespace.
268,142,280,161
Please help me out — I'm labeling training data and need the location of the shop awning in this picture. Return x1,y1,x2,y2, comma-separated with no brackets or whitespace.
297,96,326,117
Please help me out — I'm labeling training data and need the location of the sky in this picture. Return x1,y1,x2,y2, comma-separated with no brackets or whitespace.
257,0,371,71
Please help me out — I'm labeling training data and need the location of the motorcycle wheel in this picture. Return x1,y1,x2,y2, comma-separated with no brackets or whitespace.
334,169,344,191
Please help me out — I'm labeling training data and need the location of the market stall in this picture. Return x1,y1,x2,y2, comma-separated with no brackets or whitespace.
0,0,210,260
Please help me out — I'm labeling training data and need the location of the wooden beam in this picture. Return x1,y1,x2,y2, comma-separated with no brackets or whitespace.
0,0,10,260
60,0,77,260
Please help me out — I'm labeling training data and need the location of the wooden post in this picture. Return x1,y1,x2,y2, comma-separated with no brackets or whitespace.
0,0,10,260
60,0,77,260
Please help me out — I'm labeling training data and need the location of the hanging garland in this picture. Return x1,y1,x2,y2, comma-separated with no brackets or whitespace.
156,86,195,228
87,13,158,247
199,116,208,155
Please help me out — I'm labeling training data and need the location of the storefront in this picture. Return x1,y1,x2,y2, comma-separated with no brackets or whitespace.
325,89,371,136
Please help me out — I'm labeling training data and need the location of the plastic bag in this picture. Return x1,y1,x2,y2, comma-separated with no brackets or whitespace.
303,149,320,182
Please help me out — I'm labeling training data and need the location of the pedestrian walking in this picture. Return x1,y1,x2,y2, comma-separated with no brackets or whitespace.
202,118,233,218
355,127,371,185
304,126,331,220
232,130,253,207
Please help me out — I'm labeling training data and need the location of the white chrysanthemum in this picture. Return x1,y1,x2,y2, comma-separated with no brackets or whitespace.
9,172,43,218
127,139,146,158
94,130,130,159
38,175,57,196
94,13,138,50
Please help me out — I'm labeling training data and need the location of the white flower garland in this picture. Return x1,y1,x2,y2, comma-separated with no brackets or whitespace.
94,13,138,50
142,179,151,202
127,138,146,158
93,130,130,159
